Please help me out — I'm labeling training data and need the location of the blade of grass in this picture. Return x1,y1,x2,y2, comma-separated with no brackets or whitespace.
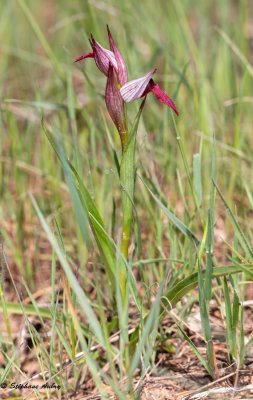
177,323,213,376
0,302,55,319
223,277,234,357
216,27,253,78
172,114,204,226
138,173,200,245
17,0,64,80
53,130,91,247
69,162,116,281
30,194,106,349
230,276,240,358
67,69,80,172
127,276,164,391
163,264,253,308
193,153,202,206
198,255,214,375
43,121,116,282
213,179,253,260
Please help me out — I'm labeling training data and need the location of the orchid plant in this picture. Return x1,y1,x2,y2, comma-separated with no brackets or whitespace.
75,26,178,304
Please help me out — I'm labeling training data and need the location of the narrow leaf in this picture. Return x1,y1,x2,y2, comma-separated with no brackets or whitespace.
193,153,202,206
138,174,200,245
30,195,106,348
213,179,253,260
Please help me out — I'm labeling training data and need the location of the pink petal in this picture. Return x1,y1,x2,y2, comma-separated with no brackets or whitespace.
107,25,128,86
105,63,127,139
148,80,179,115
74,51,94,63
90,35,117,76
120,69,157,102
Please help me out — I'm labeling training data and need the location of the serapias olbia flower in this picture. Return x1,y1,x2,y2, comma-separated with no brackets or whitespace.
75,26,178,148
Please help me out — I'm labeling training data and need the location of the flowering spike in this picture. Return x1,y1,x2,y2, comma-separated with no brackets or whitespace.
74,26,178,140
107,25,128,86
105,63,127,147
74,51,94,63
120,69,157,102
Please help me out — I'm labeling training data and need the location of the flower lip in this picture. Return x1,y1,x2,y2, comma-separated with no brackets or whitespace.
148,80,179,115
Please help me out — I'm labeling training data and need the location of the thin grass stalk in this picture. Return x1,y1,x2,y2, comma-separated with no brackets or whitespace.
17,0,64,81
171,114,204,227
0,256,14,347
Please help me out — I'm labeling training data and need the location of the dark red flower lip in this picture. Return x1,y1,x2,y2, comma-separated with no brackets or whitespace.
148,80,179,115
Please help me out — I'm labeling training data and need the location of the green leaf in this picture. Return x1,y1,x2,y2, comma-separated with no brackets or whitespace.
69,162,116,282
204,210,214,302
216,28,253,78
127,278,164,389
228,257,253,280
0,302,55,319
30,194,106,349
120,98,146,256
4,99,68,111
213,179,253,260
193,153,202,206
223,277,233,354
198,263,212,345
17,0,64,80
43,121,116,281
177,323,213,376
163,265,253,308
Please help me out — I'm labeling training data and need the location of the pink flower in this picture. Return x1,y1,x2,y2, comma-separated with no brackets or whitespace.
75,26,178,142
75,26,128,86
75,26,128,142
120,70,179,116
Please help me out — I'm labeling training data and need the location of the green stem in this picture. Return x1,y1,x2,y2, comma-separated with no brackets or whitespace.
120,197,131,305
119,132,131,306
120,103,129,153
119,103,131,305
119,99,146,305
118,100,146,374
118,114,131,373
119,130,128,154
